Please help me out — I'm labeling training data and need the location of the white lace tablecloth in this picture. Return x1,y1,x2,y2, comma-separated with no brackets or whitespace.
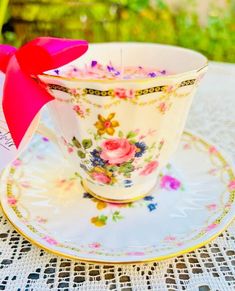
0,62,235,291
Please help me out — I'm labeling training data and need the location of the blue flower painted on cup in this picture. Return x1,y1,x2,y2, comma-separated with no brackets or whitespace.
90,149,106,167
134,141,147,157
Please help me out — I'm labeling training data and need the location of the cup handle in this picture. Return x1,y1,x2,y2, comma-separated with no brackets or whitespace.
36,122,59,146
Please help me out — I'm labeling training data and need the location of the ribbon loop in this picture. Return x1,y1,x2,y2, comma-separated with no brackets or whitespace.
0,45,17,73
0,37,88,148
15,37,88,75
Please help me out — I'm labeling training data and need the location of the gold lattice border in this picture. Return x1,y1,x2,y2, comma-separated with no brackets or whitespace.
48,79,196,98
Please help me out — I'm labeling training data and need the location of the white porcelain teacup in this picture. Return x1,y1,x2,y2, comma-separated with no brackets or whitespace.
38,43,207,203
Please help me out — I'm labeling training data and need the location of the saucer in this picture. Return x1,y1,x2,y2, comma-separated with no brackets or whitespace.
0,132,234,264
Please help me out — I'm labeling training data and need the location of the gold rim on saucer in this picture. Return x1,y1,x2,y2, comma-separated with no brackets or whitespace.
0,201,233,265
0,131,234,264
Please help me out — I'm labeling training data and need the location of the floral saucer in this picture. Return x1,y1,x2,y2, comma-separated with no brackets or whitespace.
0,132,234,263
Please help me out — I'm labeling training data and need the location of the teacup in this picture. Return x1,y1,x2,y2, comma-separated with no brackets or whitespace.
37,43,207,202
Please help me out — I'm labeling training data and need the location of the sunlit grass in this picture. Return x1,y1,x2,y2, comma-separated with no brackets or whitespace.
0,0,9,42
1,0,235,62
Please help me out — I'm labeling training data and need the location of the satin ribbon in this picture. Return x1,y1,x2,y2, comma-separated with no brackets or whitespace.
0,37,88,148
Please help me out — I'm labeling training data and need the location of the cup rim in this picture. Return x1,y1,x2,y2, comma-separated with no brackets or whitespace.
40,42,208,84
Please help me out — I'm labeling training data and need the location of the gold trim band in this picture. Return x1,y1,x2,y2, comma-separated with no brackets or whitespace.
47,79,196,97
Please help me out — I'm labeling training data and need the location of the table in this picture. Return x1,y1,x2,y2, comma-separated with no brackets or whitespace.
0,62,234,290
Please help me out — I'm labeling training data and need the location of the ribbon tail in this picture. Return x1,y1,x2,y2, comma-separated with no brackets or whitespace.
2,55,54,148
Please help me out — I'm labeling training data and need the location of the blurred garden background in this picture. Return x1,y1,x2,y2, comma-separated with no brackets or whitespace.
0,0,235,62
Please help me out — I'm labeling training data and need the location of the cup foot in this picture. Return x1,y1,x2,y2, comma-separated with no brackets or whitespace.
81,179,157,204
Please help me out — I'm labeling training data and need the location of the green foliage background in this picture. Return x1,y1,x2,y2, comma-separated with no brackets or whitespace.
1,0,235,62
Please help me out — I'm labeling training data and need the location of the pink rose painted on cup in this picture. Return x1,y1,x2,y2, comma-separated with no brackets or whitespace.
100,138,136,165
91,171,111,184
140,161,159,176
68,147,74,153
69,88,84,96
160,175,181,190
114,88,135,99
73,105,84,117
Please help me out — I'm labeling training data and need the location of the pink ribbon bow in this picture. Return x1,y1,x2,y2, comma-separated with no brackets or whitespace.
0,37,88,148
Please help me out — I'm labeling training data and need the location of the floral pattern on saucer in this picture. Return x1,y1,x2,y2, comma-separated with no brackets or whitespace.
0,132,234,263
84,171,182,227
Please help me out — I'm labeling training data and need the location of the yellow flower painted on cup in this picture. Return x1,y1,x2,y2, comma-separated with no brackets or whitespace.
94,113,119,136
